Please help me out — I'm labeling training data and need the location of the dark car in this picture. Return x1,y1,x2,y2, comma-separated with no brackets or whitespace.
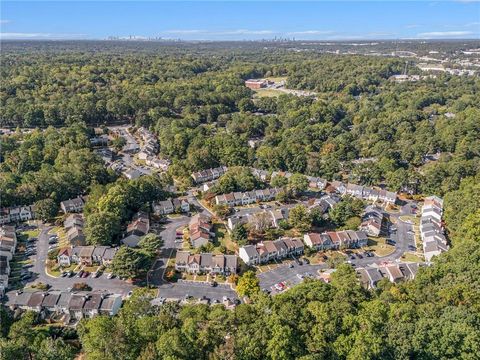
210,281,218,287
303,258,310,264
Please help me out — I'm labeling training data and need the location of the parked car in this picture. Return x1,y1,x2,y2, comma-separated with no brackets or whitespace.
296,274,304,280
77,270,84,278
288,263,294,268
82,271,90,278
106,273,114,279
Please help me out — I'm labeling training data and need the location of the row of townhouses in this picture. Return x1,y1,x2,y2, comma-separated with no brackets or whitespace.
57,245,118,267
121,211,150,247
239,237,305,265
215,188,281,207
330,181,397,204
0,206,35,225
0,225,17,297
136,127,159,158
250,167,397,204
227,208,290,231
175,251,238,275
420,196,448,262
307,194,341,215
189,213,214,248
356,262,424,289
136,127,172,171
359,206,384,237
303,230,369,250
7,290,123,323
60,196,86,214
154,198,190,215
64,213,86,246
191,166,228,184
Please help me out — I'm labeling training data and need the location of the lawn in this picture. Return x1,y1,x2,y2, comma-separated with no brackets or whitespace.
365,237,395,257
401,252,424,262
253,89,283,98
265,76,287,83
399,215,420,226
23,229,40,239
213,223,237,253
51,226,70,248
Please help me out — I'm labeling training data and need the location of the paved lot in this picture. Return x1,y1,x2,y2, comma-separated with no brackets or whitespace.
258,262,325,293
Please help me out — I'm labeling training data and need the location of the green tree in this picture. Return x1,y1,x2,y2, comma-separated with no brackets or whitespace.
288,205,312,232
271,175,288,188
329,196,364,227
33,198,58,221
111,246,150,279
236,270,260,298
138,233,163,258
231,224,248,245
287,174,309,197
84,211,121,246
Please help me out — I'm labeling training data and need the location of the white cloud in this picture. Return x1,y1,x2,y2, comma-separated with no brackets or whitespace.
0,32,88,40
417,31,475,38
0,19,11,25
405,24,421,29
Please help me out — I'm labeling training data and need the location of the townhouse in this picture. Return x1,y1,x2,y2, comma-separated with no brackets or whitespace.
215,188,280,207
303,230,368,251
58,246,118,267
175,251,238,275
420,196,448,262
7,290,123,323
154,198,190,215
249,167,397,204
360,206,384,237
226,207,290,232
238,237,304,265
121,211,150,247
0,205,35,225
0,225,17,297
191,166,228,184
60,196,85,213
308,194,340,215
64,213,86,246
356,262,424,289
189,213,214,248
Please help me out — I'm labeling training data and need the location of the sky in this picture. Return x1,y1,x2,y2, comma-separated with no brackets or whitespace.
1,1,479,41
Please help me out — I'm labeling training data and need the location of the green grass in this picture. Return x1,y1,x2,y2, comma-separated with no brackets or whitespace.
23,229,40,238
365,237,395,257
401,252,424,262
213,223,237,253
253,89,283,98
265,76,287,83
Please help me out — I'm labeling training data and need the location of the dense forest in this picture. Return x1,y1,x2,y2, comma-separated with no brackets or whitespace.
0,41,479,359
1,41,479,203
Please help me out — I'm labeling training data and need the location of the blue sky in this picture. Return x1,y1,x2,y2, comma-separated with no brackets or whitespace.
1,1,479,40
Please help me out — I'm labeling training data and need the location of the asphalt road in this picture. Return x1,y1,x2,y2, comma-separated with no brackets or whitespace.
157,281,237,302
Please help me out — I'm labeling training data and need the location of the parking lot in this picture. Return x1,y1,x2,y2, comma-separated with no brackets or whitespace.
258,262,326,294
